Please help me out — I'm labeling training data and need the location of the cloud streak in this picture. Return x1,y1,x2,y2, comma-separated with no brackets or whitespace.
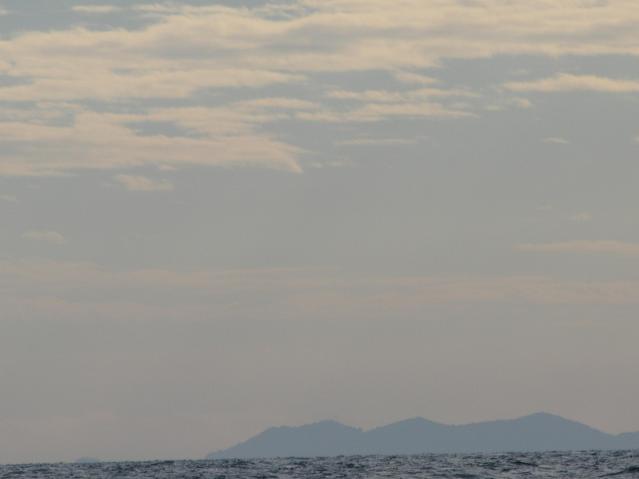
0,194,18,203
4,260,639,323
72,5,122,14
115,175,174,192
505,74,639,93
516,240,639,256
21,230,67,245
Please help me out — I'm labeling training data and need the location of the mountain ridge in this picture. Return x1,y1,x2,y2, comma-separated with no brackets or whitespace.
207,413,639,459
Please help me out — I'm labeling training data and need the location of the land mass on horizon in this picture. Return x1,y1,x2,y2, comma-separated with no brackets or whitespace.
207,413,639,459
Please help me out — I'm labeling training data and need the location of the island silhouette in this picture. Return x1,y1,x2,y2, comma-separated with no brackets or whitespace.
207,413,639,459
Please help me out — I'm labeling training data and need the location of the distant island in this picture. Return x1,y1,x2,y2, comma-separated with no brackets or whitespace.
207,413,639,459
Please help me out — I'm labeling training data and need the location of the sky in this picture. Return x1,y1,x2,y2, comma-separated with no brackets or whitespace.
1,0,639,464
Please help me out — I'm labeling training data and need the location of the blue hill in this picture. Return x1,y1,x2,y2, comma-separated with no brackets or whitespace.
207,413,639,459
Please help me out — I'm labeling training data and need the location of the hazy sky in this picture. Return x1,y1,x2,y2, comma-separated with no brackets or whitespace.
1,0,639,464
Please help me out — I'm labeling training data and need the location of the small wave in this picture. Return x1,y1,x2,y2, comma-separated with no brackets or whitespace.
601,465,639,477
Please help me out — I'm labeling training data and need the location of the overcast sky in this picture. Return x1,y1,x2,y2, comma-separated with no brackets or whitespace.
1,0,639,464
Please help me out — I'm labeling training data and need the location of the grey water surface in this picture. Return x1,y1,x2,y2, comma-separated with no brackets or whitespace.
2,451,639,478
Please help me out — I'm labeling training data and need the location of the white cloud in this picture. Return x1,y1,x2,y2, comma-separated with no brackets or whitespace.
505,74,639,93
22,230,67,245
115,175,174,192
516,240,639,256
543,137,570,144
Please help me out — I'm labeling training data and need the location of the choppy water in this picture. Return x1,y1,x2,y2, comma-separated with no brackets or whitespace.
2,451,639,478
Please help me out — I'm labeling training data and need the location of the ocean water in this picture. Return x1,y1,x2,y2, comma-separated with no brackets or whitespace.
1,451,638,478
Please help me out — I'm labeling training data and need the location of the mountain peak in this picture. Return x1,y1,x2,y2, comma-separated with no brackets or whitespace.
371,416,446,430
522,412,566,420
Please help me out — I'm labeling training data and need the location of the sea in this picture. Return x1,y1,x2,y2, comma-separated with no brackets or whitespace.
1,451,638,478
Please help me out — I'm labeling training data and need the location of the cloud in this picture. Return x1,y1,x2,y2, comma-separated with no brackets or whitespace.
504,74,639,93
0,194,18,203
297,101,473,123
115,175,174,192
516,240,639,256
326,88,476,102
306,87,477,122
570,212,593,223
485,97,533,111
2,3,639,99
22,230,67,245
4,260,639,323
510,98,533,109
393,71,437,85
0,109,303,176
236,98,320,110
2,0,639,176
336,137,418,146
543,137,570,144
72,5,122,14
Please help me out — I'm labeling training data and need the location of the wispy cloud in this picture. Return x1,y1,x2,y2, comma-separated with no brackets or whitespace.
115,175,174,192
297,102,473,123
570,212,593,223
0,194,18,203
336,137,418,147
485,97,533,111
4,260,639,323
510,98,533,109
393,71,437,85
326,88,476,102
72,5,122,14
516,240,639,256
22,230,67,245
505,74,639,93
543,137,570,144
